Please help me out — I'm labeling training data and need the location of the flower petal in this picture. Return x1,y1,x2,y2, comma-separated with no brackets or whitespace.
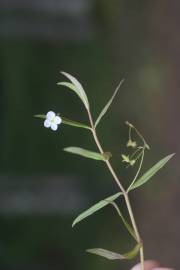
54,116,62,125
44,119,51,128
46,111,55,120
51,123,58,131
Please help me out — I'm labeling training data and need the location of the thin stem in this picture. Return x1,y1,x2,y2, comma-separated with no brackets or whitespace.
128,126,132,141
126,121,150,150
140,245,145,270
127,148,145,192
88,110,144,270
87,111,126,194
126,147,143,169
124,193,144,270
129,147,143,160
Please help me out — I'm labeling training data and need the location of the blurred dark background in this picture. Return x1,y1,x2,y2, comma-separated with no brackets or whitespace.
0,0,179,269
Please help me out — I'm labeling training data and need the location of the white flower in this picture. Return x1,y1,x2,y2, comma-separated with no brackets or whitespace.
44,111,62,131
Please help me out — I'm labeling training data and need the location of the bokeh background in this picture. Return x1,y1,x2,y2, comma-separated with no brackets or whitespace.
0,1,179,269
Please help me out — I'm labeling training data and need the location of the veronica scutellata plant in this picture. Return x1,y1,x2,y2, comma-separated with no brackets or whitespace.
35,72,174,270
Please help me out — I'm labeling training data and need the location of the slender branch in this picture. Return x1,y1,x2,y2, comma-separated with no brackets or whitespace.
126,121,150,150
127,148,145,192
87,111,126,194
87,110,144,270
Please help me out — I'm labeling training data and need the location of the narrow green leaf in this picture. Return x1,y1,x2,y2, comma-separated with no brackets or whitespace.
57,82,76,91
34,114,46,119
61,117,91,130
72,192,122,227
129,153,175,191
64,147,111,161
95,79,124,128
34,114,91,130
58,72,90,110
123,244,141,260
105,200,137,241
87,248,125,260
86,243,141,260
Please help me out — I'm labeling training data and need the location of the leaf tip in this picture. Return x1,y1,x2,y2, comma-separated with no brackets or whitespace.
120,78,125,85
167,153,176,160
72,222,76,228
72,217,78,227
60,70,66,75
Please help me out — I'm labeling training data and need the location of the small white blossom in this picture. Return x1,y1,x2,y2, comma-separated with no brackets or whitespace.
44,111,62,131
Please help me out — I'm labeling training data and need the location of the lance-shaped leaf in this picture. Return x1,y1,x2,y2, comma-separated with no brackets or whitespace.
34,114,46,119
129,153,175,191
95,79,124,128
60,116,91,130
72,192,122,227
86,243,141,260
87,249,125,260
123,243,141,259
64,147,111,161
105,200,137,241
34,114,91,130
58,72,90,110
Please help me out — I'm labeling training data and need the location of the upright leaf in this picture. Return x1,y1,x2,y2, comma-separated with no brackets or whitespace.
95,79,124,128
129,153,175,191
86,244,141,260
58,72,90,110
72,192,122,227
64,147,111,161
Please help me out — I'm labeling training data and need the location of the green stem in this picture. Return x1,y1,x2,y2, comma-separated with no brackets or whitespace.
127,148,145,192
126,121,150,150
87,111,144,270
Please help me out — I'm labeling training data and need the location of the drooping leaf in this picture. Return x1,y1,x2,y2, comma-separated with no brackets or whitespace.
86,248,125,260
123,243,141,259
72,192,122,227
34,114,91,130
58,72,90,110
95,79,124,128
86,243,141,260
129,153,175,191
64,147,111,161
105,200,137,241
